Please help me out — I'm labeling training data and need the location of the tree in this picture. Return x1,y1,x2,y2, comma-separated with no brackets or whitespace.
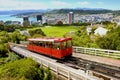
4,25,16,32
95,26,120,50
43,23,48,26
0,24,4,30
0,44,8,57
56,21,63,26
5,52,20,62
29,28,46,37
9,31,27,43
37,65,45,80
0,58,52,80
44,68,52,80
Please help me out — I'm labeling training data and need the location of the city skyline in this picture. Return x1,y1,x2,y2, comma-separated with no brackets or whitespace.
0,0,120,11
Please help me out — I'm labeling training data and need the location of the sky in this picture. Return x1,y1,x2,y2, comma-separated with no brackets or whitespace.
0,0,120,11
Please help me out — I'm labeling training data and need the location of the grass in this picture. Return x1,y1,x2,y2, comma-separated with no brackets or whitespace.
28,26,79,37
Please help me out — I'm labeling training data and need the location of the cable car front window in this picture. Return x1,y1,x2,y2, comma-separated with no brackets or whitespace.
67,40,72,48
62,42,67,49
62,40,72,49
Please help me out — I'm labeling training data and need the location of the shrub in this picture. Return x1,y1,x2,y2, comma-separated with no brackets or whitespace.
5,52,20,62
9,31,27,44
0,58,52,80
0,44,9,57
29,28,46,37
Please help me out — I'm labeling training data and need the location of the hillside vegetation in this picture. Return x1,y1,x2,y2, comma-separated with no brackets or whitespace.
0,25,53,80
0,58,52,80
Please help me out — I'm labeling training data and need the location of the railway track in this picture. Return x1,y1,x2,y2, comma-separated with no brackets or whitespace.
57,56,120,79
10,44,120,79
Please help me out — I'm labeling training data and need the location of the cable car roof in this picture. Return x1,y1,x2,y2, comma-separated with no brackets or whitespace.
28,38,72,42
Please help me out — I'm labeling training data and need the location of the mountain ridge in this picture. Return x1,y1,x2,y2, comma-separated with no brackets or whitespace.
0,8,120,16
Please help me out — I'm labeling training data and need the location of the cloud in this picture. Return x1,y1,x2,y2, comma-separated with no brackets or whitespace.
50,1,73,9
0,0,73,10
0,0,49,10
77,1,90,5
51,1,70,6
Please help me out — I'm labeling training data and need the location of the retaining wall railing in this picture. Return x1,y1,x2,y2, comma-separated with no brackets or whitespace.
73,46,120,59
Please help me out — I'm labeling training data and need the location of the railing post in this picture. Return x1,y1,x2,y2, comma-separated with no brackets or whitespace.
95,49,96,56
56,66,58,75
40,59,42,64
68,71,70,80
56,66,59,80
75,47,77,53
47,62,49,67
84,48,86,54
108,51,110,56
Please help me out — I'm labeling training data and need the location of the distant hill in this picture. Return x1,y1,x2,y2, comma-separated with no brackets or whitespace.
0,9,50,15
12,8,114,17
1,8,120,17
45,8,113,14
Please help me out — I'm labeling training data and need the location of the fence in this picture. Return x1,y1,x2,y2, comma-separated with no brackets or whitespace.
73,46,120,59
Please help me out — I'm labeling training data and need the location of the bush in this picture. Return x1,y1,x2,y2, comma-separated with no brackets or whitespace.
95,26,120,50
0,44,9,57
29,28,46,37
0,31,9,43
9,31,27,44
0,58,52,80
44,68,52,80
5,52,20,62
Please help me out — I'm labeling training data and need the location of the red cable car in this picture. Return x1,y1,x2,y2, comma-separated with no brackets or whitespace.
27,38,72,59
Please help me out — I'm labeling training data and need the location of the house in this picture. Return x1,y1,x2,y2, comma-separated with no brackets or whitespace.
86,26,92,35
94,27,108,36
19,30,30,36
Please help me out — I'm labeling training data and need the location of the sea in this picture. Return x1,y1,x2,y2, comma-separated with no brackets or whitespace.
0,14,37,23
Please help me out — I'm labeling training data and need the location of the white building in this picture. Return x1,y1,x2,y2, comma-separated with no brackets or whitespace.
94,27,108,36
86,26,92,35
19,30,30,36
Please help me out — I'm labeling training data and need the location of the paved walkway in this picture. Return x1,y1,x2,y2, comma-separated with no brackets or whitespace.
73,53,120,67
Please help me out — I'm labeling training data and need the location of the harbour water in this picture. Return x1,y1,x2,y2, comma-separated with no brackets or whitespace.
0,15,37,23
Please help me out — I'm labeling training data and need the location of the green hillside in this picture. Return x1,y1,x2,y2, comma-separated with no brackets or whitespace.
41,26,78,37
28,26,79,37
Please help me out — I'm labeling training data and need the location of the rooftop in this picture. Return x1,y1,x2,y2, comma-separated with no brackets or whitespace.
28,38,72,42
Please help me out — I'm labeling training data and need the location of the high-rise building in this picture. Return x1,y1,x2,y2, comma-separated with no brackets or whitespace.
37,15,42,24
23,17,30,27
68,12,74,24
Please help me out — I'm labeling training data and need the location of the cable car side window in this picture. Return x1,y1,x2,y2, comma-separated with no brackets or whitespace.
45,42,51,48
29,41,33,45
39,41,43,47
53,42,60,50
29,41,35,46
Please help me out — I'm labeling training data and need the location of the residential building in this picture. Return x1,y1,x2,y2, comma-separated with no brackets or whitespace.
23,16,30,27
94,26,108,36
68,12,74,24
